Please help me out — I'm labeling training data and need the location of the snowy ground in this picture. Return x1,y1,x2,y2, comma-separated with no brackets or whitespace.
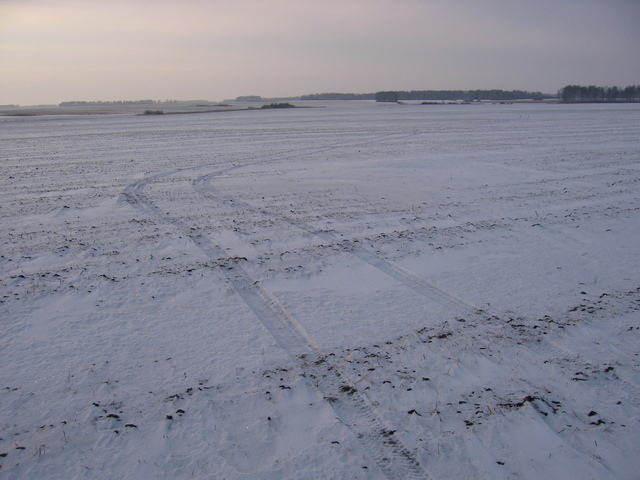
1,101,639,479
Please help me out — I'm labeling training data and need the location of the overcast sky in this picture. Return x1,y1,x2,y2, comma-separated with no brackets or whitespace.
1,0,639,105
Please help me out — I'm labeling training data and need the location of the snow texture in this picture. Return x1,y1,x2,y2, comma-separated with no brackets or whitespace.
1,101,639,479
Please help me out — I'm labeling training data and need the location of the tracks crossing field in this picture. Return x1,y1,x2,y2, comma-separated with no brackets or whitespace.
1,102,639,479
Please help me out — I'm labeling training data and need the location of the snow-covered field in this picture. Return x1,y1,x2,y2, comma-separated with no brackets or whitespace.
1,101,639,479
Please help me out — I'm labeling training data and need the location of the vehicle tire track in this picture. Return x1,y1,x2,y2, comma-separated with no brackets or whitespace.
193,171,481,319
193,166,640,408
122,173,431,480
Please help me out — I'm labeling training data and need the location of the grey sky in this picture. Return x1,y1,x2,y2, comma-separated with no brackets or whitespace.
1,0,639,105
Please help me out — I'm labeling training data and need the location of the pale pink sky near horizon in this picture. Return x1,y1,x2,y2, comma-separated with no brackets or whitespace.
1,0,639,105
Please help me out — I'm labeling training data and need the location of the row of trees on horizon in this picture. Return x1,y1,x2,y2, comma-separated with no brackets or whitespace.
559,85,640,103
55,84,640,107
306,86,639,103
58,99,205,107
302,89,550,102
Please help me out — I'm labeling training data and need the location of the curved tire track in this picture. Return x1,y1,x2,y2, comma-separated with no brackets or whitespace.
122,172,431,480
193,166,640,408
193,171,480,318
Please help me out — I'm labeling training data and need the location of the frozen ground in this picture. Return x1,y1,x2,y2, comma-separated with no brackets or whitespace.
1,101,639,479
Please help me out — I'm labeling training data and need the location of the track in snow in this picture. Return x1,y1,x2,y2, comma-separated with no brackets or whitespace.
123,170,431,480
192,164,640,407
122,128,640,477
193,169,480,318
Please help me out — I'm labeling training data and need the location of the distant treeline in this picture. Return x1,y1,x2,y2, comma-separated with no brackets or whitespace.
235,96,264,102
559,85,640,103
300,93,375,100
301,90,548,101
395,90,547,101
60,100,156,107
58,99,204,107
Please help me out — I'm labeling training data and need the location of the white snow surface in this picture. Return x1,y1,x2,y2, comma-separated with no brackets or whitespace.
1,101,639,479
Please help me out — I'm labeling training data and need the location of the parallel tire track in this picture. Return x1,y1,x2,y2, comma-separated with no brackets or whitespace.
194,167,640,407
123,173,431,480
193,170,482,318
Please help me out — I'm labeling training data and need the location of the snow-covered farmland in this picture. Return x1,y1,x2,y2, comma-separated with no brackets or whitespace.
1,101,639,479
